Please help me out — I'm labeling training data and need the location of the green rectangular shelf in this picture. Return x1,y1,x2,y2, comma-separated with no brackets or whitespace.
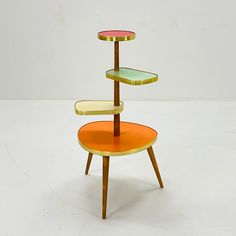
106,67,158,85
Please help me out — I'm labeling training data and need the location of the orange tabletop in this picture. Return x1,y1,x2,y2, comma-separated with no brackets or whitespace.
78,121,157,156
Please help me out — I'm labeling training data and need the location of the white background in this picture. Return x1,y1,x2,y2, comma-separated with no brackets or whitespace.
0,0,236,100
1,1,236,234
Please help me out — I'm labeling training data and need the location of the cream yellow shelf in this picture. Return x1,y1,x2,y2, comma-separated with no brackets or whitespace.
74,100,124,115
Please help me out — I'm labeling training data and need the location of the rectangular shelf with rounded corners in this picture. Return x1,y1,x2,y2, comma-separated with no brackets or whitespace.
74,100,124,115
106,67,158,85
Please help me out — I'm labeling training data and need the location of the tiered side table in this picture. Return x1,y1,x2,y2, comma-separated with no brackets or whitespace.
74,30,163,219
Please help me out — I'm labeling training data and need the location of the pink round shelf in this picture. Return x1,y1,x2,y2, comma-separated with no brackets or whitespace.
98,30,135,41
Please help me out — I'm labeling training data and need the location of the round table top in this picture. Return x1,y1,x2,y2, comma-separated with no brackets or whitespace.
98,30,135,42
78,121,157,156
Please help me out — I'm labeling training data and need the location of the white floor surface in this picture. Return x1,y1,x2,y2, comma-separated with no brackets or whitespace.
0,101,236,236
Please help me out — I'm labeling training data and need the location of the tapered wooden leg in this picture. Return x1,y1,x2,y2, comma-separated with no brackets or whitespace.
85,152,93,175
102,156,110,219
147,146,164,188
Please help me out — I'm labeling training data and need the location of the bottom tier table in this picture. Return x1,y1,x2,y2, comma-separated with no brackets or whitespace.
78,121,157,156
77,121,164,219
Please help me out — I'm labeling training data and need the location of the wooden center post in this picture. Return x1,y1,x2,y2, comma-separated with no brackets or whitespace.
114,41,120,136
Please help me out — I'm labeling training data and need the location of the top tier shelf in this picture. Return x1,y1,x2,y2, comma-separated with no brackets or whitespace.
98,30,135,42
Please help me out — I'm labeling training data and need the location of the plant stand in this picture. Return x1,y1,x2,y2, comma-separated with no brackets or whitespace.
74,30,163,219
